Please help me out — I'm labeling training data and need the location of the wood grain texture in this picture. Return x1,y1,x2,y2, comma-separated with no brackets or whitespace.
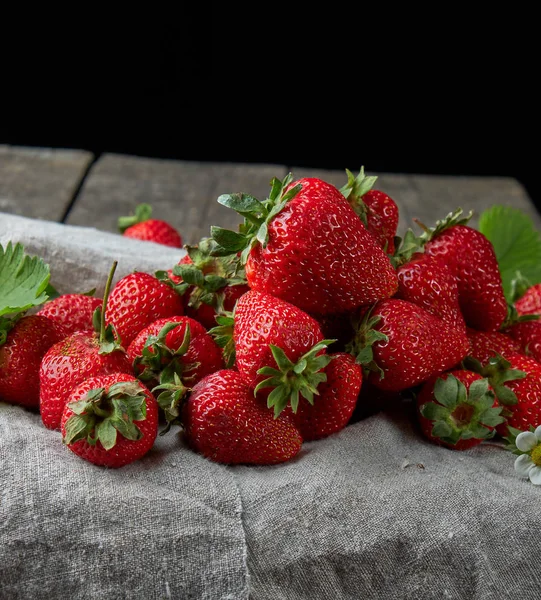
68,154,287,244
0,145,93,222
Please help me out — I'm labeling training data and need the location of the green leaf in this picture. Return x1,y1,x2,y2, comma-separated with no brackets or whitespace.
478,205,541,301
217,193,266,215
96,419,118,450
433,375,459,409
420,402,448,421
0,242,51,318
210,227,248,253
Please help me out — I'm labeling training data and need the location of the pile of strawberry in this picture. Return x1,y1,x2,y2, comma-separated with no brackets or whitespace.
2,168,541,478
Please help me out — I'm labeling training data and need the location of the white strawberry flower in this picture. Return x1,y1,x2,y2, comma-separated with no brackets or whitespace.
514,426,541,485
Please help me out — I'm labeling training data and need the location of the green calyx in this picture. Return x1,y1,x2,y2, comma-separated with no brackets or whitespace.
339,167,378,225
420,374,504,446
500,301,540,329
62,381,148,450
209,173,302,264
345,310,388,380
118,203,153,233
134,322,193,432
462,354,527,406
156,238,247,312
208,312,236,368
509,271,533,303
255,339,336,418
92,260,123,355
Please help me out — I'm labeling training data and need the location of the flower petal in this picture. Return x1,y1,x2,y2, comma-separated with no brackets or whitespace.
535,426,541,442
515,454,535,477
516,431,538,452
529,466,541,485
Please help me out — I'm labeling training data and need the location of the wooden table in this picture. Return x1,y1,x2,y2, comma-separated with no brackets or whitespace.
1,145,540,242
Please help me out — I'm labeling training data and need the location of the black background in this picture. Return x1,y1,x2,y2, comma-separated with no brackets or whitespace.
2,10,539,212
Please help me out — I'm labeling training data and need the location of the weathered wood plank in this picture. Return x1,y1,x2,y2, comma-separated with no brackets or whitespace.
0,145,94,222
68,154,288,245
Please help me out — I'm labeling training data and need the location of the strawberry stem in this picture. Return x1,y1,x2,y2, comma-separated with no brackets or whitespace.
100,261,117,345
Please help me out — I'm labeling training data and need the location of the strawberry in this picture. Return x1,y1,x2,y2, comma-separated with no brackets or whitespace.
395,252,466,333
37,293,102,335
211,174,398,315
118,203,182,248
504,320,541,363
422,211,507,331
511,274,541,317
340,167,399,254
157,238,249,329
0,315,66,407
417,370,504,450
466,327,522,365
61,373,159,468
233,290,335,414
282,352,362,441
40,263,133,430
105,271,184,348
347,298,470,392
182,369,302,465
127,316,224,426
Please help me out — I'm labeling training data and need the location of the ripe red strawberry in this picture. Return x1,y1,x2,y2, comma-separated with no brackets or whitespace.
182,369,302,465
417,370,504,450
61,373,159,468
422,214,507,331
340,167,399,254
212,175,398,315
37,293,102,335
158,238,249,329
515,283,541,316
466,327,522,365
127,316,224,426
504,320,541,363
395,252,466,333
233,290,332,412
118,203,182,248
347,298,470,392
0,315,66,407
282,352,362,441
105,271,184,348
40,263,133,430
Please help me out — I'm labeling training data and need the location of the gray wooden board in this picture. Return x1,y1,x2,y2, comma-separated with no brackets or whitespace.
0,145,93,222
68,154,288,245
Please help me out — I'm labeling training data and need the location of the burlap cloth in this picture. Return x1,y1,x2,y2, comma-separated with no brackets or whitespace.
1,213,539,600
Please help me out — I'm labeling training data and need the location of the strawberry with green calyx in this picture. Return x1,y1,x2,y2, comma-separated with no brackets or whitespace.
40,262,132,430
182,369,303,465
208,313,236,368
211,175,398,315
339,166,399,254
395,251,466,333
419,209,508,332
37,291,102,335
346,298,470,392
157,238,249,330
0,242,65,407
417,371,504,450
118,203,182,248
466,328,522,365
127,316,224,429
61,373,159,468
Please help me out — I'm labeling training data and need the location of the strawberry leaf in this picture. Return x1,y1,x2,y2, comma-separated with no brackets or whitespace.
478,205,541,301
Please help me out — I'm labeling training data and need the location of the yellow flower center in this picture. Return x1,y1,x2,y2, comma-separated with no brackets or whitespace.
531,444,541,466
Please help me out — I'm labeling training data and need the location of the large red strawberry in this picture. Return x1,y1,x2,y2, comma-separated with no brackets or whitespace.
466,327,522,365
182,369,302,465
212,175,398,315
347,298,470,392
395,252,466,333
61,373,159,468
0,315,66,407
340,167,399,254
417,370,504,450
422,212,507,331
40,263,133,430
233,290,337,416
105,271,184,348
37,293,102,335
281,352,362,441
127,315,224,426
118,203,182,248
157,238,249,329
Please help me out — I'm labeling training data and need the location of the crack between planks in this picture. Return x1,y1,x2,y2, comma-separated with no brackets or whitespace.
60,152,102,223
